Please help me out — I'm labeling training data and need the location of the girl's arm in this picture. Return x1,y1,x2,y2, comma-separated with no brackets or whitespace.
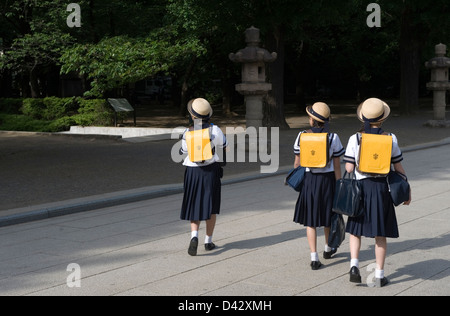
333,157,342,180
294,155,300,169
345,162,355,173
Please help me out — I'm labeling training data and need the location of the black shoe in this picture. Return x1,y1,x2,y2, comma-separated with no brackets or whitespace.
188,237,198,256
323,248,337,259
310,261,322,270
349,266,362,283
376,277,389,287
204,242,216,251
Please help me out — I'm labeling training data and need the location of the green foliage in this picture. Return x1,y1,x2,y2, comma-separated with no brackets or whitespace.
21,97,78,120
73,98,114,126
0,98,23,114
0,113,52,132
60,33,205,97
0,97,114,132
21,98,45,119
0,32,73,71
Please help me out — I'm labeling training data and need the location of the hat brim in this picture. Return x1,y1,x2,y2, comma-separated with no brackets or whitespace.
187,100,213,119
306,105,326,123
357,101,390,123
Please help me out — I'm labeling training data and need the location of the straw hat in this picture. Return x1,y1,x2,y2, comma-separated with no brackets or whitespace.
357,98,390,123
306,102,330,123
187,98,213,119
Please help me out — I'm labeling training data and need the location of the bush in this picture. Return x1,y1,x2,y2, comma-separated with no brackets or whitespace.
0,113,51,132
21,98,45,119
47,116,77,132
75,98,114,126
21,97,79,120
0,98,23,114
42,97,78,120
0,97,115,132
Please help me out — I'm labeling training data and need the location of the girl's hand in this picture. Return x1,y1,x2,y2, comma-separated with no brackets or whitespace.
403,188,412,205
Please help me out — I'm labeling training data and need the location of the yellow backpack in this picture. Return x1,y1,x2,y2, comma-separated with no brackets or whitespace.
299,132,330,168
185,127,213,163
357,133,393,175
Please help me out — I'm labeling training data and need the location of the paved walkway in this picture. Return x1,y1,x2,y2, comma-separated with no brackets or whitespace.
0,143,449,296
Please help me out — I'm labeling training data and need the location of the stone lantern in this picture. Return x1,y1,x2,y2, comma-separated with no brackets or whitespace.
229,26,277,128
425,43,450,126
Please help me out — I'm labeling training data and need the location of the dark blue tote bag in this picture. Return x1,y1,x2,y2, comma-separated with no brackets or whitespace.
387,171,410,206
285,166,306,192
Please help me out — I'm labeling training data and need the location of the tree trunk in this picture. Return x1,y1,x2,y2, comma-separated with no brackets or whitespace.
29,66,40,98
399,5,421,114
179,56,197,117
88,0,99,42
266,26,290,129
222,75,232,117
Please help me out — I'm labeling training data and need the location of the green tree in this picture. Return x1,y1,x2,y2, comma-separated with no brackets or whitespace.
0,0,73,97
60,31,205,97
374,0,450,114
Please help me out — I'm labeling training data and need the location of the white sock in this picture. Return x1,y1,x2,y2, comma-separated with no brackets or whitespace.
191,231,198,239
311,252,319,262
205,235,212,244
324,244,332,252
350,259,359,268
375,269,384,279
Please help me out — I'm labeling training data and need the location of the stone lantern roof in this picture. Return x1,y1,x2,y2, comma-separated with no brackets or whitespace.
425,43,450,69
229,26,277,64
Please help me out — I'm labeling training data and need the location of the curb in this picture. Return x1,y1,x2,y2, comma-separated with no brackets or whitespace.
0,168,291,228
1,137,449,228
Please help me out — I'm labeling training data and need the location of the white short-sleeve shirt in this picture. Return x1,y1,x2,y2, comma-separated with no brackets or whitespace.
343,132,403,180
293,131,345,173
181,124,228,167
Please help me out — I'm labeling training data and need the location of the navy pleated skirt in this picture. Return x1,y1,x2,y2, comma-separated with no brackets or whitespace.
180,163,222,221
346,177,399,238
294,171,335,227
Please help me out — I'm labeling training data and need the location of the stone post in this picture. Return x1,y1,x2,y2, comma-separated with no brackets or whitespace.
425,43,450,127
229,26,277,129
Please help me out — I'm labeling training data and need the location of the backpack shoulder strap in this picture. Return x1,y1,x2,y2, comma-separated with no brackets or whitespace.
356,132,361,145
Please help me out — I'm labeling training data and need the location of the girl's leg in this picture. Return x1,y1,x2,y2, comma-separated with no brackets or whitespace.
323,226,336,259
205,214,216,238
191,221,200,238
188,221,200,256
375,236,387,270
374,236,389,286
307,227,321,270
324,226,330,245
350,234,361,264
205,215,217,250
307,226,317,255
349,234,362,283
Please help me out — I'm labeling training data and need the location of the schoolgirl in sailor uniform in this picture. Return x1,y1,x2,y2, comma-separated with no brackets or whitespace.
180,98,228,256
343,98,411,287
293,102,344,270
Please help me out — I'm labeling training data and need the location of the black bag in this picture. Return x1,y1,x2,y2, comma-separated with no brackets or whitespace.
332,171,364,217
328,212,346,249
387,171,410,206
284,166,306,192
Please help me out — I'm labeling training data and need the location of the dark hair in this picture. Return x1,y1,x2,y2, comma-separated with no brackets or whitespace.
312,119,324,128
358,122,382,133
189,114,210,126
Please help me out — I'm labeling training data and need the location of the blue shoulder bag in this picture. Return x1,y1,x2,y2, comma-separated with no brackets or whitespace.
284,166,306,192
